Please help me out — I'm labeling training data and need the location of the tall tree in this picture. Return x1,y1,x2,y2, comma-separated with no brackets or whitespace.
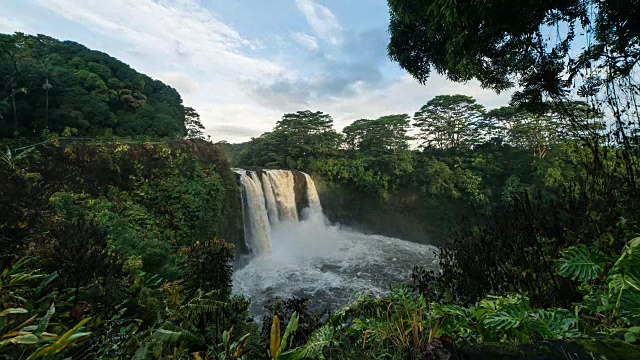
274,110,341,169
185,106,205,140
42,58,53,130
414,95,486,149
342,114,413,174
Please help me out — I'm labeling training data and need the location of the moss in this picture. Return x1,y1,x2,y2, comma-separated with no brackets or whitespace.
569,338,640,359
460,339,640,360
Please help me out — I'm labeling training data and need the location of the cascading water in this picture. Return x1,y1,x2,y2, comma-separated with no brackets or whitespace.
260,173,279,226
265,170,298,222
234,169,438,315
303,173,323,218
236,171,272,256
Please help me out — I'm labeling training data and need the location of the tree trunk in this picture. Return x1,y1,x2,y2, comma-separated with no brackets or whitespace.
11,93,17,136
45,77,49,129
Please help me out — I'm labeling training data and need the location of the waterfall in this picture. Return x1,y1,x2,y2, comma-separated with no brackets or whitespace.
237,171,272,256
236,169,324,257
233,169,439,316
261,173,279,226
303,173,322,217
265,170,298,222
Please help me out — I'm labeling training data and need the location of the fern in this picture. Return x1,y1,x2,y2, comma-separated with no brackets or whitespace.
558,245,605,282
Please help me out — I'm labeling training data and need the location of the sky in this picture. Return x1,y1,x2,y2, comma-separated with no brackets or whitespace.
2,0,512,143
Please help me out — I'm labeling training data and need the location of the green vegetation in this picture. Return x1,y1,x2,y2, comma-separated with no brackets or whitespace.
2,0,640,358
0,33,203,138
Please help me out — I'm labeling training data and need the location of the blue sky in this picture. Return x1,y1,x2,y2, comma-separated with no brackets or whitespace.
2,0,511,142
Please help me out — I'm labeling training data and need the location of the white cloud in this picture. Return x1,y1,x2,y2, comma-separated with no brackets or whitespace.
295,0,343,45
291,32,318,51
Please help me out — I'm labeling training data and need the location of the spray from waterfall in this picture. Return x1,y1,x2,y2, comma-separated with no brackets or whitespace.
236,169,323,256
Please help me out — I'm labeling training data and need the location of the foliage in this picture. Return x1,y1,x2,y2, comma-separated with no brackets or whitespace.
414,95,486,149
1,139,239,279
0,260,92,359
0,33,191,138
268,312,299,360
261,297,327,351
181,239,235,296
387,0,640,111
287,238,640,358
557,245,607,282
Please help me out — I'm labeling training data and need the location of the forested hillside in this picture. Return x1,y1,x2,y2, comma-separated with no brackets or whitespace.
0,33,187,137
2,0,640,358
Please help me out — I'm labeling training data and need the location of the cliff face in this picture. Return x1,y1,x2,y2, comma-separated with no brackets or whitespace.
315,178,466,246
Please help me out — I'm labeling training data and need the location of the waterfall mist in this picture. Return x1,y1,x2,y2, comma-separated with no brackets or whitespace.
234,169,438,315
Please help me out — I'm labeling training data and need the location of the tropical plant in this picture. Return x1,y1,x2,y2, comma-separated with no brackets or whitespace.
557,245,607,282
268,312,299,360
0,260,92,359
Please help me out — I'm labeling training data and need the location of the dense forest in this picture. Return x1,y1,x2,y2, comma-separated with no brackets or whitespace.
2,0,640,359
0,33,202,138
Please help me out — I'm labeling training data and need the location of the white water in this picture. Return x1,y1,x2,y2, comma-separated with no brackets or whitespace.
266,170,298,222
237,171,272,256
234,170,438,315
303,173,323,218
261,173,279,226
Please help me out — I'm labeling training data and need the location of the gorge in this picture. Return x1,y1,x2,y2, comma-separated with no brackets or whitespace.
233,169,439,315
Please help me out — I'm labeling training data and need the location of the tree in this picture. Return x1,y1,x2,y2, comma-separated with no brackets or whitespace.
42,58,53,129
0,33,187,138
181,239,234,296
0,33,30,136
414,95,486,149
185,106,205,140
387,0,639,107
485,103,604,158
273,110,341,169
342,114,413,175
35,220,123,302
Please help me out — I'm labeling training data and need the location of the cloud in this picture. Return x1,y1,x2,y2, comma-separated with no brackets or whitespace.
291,32,318,51
33,0,283,80
295,0,343,45
252,27,388,108
6,0,511,143
318,74,513,131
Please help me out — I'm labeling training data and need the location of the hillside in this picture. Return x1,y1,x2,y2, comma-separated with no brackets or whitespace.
0,33,186,138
